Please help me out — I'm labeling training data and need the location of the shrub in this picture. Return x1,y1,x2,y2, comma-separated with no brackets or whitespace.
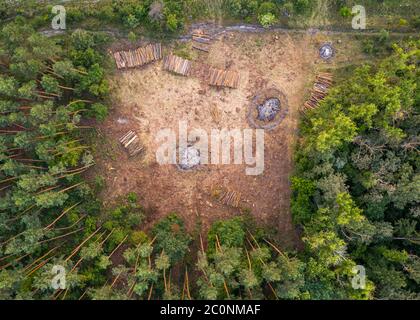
71,29,95,51
258,1,277,15
293,0,310,14
130,230,149,245
258,12,277,28
411,16,420,29
362,39,375,54
127,192,138,203
128,31,137,42
165,13,179,32
207,217,245,255
377,29,390,44
225,0,243,18
91,103,108,121
94,175,105,191
339,6,351,18
124,14,140,29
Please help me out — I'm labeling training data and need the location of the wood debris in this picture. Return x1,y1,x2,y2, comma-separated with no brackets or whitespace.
163,54,192,76
119,130,144,157
162,53,239,89
301,73,333,113
113,43,162,70
192,29,212,53
219,189,241,208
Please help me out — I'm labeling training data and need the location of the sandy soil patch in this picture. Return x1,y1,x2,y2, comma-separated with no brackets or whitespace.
94,30,337,248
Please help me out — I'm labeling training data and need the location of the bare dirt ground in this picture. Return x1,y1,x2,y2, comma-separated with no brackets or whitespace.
92,30,361,249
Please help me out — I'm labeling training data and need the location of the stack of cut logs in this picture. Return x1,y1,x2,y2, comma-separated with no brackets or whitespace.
162,54,240,89
192,29,212,53
207,66,240,89
219,189,241,208
163,54,192,76
119,130,144,157
302,73,333,113
113,43,162,70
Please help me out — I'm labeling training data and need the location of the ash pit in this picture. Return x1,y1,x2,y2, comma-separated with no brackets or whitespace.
257,98,281,122
247,87,288,131
319,43,334,60
177,146,201,171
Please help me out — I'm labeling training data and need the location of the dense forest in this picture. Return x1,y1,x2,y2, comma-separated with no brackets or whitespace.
292,40,420,299
0,1,419,300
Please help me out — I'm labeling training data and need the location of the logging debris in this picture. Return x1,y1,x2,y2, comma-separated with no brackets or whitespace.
192,29,212,53
218,189,241,208
119,130,144,157
301,73,333,113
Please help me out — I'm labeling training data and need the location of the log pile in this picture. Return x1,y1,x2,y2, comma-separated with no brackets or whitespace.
162,55,239,89
192,29,212,53
113,43,162,70
218,189,241,208
163,54,192,76
119,130,144,157
207,66,240,89
302,73,333,112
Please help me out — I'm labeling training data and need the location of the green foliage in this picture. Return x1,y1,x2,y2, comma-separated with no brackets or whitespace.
90,103,108,121
152,213,191,264
412,16,420,29
339,6,352,18
292,0,310,15
207,217,245,256
291,177,316,224
258,2,277,15
399,18,408,27
128,31,137,43
258,13,277,28
0,19,111,300
104,194,144,236
292,41,420,300
197,215,307,299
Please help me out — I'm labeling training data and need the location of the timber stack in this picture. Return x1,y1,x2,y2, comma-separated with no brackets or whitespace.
163,54,192,76
113,43,162,70
302,73,333,113
207,66,240,89
192,29,212,53
119,130,144,157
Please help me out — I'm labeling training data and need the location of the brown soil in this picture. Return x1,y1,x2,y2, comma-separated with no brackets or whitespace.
93,31,337,249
